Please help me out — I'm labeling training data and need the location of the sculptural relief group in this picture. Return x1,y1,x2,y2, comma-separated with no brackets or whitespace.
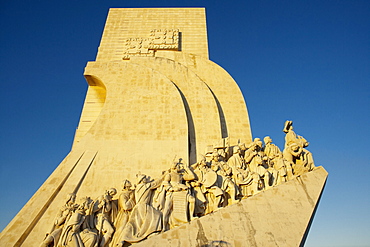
41,121,316,247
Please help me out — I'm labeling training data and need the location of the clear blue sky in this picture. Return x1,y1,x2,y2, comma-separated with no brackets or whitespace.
0,1,369,246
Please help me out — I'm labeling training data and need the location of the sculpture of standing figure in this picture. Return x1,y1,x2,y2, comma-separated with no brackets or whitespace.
210,152,239,205
40,193,78,247
273,153,289,184
58,197,97,247
192,157,223,215
91,188,118,247
263,136,282,186
244,139,271,192
263,136,281,166
110,180,135,247
283,120,316,175
119,173,163,244
162,159,196,230
228,146,254,198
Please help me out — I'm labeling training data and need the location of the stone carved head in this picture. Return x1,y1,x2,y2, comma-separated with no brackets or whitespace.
136,173,147,184
66,193,76,205
107,188,117,197
122,179,132,190
212,152,219,162
264,136,272,145
233,145,240,154
78,196,93,211
254,138,263,149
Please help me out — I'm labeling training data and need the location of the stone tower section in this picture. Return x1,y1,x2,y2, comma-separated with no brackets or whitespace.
95,8,209,62
0,8,254,246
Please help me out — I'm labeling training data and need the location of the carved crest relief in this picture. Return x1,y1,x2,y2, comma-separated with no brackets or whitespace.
123,29,180,60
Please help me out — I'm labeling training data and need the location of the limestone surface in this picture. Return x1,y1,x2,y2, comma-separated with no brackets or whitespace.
0,8,325,247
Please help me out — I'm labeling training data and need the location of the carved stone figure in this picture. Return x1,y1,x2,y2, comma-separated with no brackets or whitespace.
58,197,97,247
119,173,163,244
210,152,239,205
283,121,306,148
190,160,207,217
40,193,78,247
192,158,223,215
283,121,316,176
162,160,196,230
243,139,271,193
228,146,254,198
79,197,99,247
263,136,281,165
263,136,282,186
152,171,169,212
91,188,118,247
273,153,289,185
227,146,245,170
110,180,135,247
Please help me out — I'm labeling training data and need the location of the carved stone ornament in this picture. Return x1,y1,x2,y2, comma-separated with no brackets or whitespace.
122,29,179,60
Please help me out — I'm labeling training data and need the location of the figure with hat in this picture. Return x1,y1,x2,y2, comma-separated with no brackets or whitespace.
110,180,135,247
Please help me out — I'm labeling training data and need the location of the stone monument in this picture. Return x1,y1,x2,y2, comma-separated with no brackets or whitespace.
0,8,327,247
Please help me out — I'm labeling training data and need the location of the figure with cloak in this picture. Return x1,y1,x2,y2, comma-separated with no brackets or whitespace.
245,139,271,191
210,152,239,205
40,193,78,247
227,146,254,198
58,196,97,247
191,157,223,215
91,188,118,247
263,136,292,182
110,180,135,246
119,173,163,245
162,159,196,230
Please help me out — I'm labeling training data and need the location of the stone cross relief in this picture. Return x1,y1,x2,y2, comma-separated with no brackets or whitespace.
40,121,316,247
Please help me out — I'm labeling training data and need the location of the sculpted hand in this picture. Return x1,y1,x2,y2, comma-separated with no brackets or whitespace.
72,225,79,233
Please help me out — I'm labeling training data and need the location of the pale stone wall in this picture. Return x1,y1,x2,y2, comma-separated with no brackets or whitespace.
73,81,106,147
156,51,252,145
130,56,222,163
96,8,209,62
77,61,189,174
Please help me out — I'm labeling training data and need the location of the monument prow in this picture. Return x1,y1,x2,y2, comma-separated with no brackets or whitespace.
134,166,328,247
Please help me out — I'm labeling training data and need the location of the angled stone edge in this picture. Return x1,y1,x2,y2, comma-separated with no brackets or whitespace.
135,166,328,247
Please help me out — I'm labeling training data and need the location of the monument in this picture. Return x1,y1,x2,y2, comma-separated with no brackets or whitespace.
0,8,327,247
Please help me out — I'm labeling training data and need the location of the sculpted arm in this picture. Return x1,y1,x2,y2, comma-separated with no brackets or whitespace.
54,207,69,226
104,198,112,213
92,196,106,213
119,193,134,211
149,175,165,189
182,166,196,181
163,173,173,191
244,150,256,163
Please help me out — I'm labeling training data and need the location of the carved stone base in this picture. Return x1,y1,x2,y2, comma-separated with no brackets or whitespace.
134,167,327,247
